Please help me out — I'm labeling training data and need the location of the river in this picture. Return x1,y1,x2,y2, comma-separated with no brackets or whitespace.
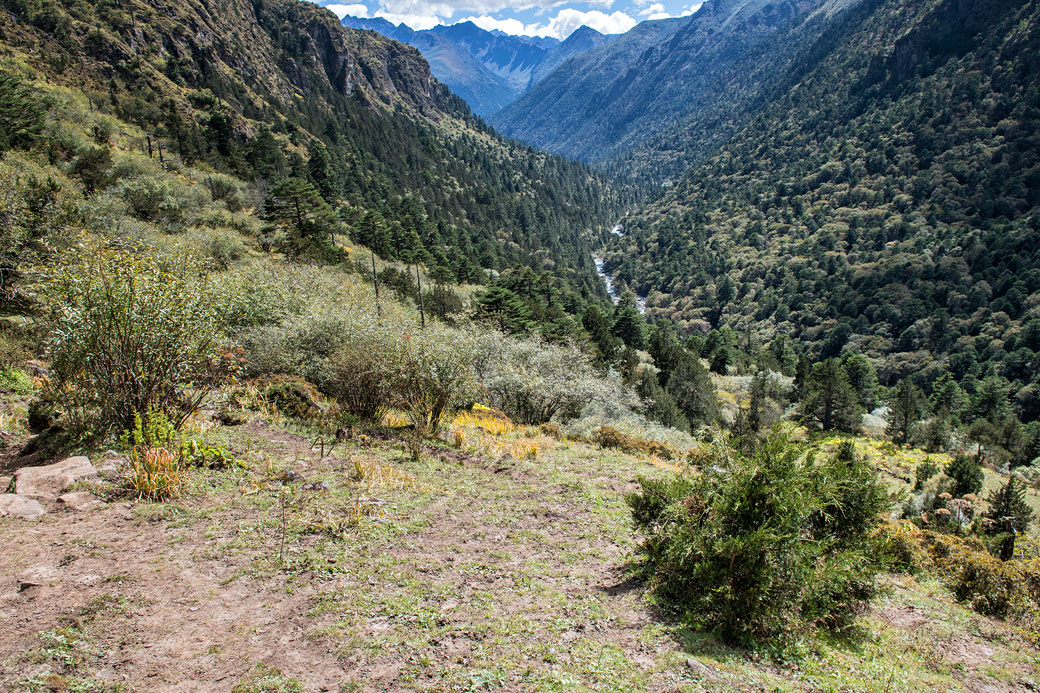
594,256,646,314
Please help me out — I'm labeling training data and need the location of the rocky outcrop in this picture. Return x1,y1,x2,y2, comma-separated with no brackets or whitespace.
0,494,46,520
14,456,98,501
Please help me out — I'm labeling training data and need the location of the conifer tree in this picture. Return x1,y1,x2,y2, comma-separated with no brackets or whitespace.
666,351,719,428
886,379,927,445
802,358,862,432
946,453,984,497
0,72,43,152
984,475,1033,535
611,291,646,350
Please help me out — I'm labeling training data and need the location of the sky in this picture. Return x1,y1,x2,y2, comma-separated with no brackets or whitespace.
317,0,703,39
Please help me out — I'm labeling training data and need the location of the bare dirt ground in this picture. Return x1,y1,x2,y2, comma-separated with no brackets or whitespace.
2,419,1040,692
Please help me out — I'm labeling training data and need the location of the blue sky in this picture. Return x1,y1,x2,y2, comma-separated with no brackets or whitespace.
317,0,703,39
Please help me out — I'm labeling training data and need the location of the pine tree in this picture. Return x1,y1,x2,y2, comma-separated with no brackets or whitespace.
666,351,719,428
474,286,535,335
635,368,689,432
307,140,337,201
984,475,1033,535
946,454,984,497
262,178,339,257
802,358,862,432
611,291,646,350
841,352,878,411
886,379,927,445
0,72,43,152
582,305,622,365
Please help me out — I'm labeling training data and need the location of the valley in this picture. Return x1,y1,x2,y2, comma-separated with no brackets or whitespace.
1,0,1040,689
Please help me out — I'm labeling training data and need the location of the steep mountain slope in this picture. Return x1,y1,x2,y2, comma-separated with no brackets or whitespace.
609,0,1040,396
528,25,613,89
490,0,828,178
340,16,519,115
0,0,625,304
340,16,613,116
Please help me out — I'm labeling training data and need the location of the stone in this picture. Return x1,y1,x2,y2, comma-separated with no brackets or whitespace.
15,456,98,500
0,494,47,520
0,475,11,492
685,657,721,681
58,492,102,511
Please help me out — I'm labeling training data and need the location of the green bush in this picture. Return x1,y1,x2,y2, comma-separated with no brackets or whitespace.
43,244,223,432
947,453,984,496
627,425,891,652
476,336,636,424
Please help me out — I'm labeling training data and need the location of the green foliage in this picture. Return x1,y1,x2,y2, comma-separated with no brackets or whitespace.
611,291,646,350
914,457,939,491
261,178,341,260
886,379,928,445
801,358,862,433
474,285,535,335
628,425,891,652
0,71,44,152
946,453,984,497
664,351,718,429
43,245,223,432
477,335,636,425
984,476,1034,535
0,366,33,395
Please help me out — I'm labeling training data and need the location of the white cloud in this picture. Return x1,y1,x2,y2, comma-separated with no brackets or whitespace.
377,11,443,28
324,3,371,18
638,2,669,19
460,8,635,38
545,9,635,37
462,15,536,35
680,2,704,16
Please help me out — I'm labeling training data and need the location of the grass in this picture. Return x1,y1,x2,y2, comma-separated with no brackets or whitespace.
3,408,1039,690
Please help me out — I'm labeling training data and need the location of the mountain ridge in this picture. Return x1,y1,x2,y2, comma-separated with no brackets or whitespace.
339,15,614,116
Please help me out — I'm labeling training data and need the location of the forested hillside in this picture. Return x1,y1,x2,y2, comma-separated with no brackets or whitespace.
491,0,842,183
0,0,625,308
608,0,1040,409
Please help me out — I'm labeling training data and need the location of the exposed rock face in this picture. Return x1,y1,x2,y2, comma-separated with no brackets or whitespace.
58,492,103,511
15,456,98,500
0,494,46,520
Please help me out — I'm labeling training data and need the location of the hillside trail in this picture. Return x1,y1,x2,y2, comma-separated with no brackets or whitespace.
2,419,1037,691
0,421,679,691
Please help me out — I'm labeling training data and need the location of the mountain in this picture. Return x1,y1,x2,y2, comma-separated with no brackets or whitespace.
340,16,613,116
492,0,850,182
606,0,1040,399
0,0,625,305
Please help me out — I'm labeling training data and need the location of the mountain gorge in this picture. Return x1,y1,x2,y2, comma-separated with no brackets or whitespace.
340,16,614,116
0,0,626,306
490,0,836,182
606,0,1040,394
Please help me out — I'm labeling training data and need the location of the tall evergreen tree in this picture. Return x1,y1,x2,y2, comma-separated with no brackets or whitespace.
307,140,337,202
666,351,719,429
886,379,927,445
0,72,43,152
984,475,1033,535
801,358,862,433
611,291,646,350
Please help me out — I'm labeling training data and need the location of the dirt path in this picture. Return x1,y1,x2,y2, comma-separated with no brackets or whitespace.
2,421,1039,691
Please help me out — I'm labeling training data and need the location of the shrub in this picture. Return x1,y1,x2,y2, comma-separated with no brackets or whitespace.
112,174,209,228
947,453,984,496
395,327,478,436
592,425,682,460
476,335,636,424
627,424,891,652
258,375,336,420
43,245,223,432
